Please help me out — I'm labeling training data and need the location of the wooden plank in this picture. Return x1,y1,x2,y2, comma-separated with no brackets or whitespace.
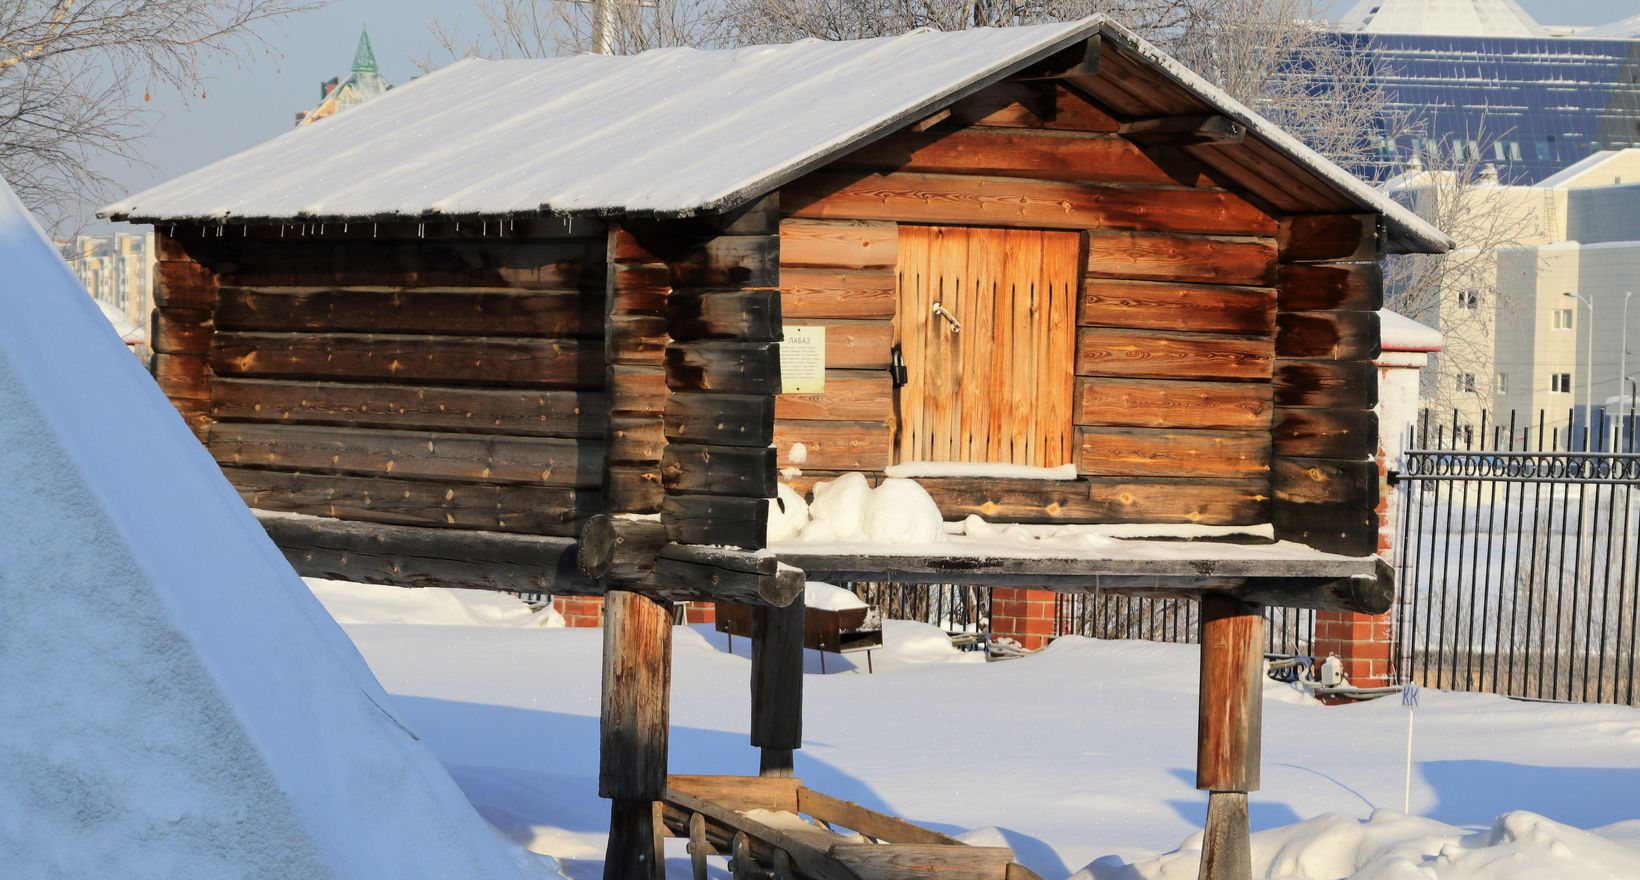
668,289,781,342
1039,228,1081,467
773,420,892,470
775,372,892,422
1272,408,1377,459
1272,359,1378,408
666,393,776,447
1079,279,1275,335
610,264,672,315
154,259,219,308
1276,261,1383,311
664,342,781,394
1271,502,1377,558
257,511,598,594
1278,214,1378,262
918,476,1269,525
208,423,603,488
1276,311,1380,360
609,365,668,415
784,172,1277,237
660,444,778,497
152,308,213,355
837,127,1218,187
214,286,603,337
1077,327,1272,381
223,467,593,535
830,843,1016,880
1119,114,1244,146
1076,377,1272,430
818,321,894,370
1197,594,1264,792
167,396,213,441
667,775,799,814
211,332,604,388
946,81,1122,132
795,789,963,846
661,788,846,880
661,495,769,549
214,239,606,290
779,219,897,269
1078,427,1271,478
1085,230,1275,286
210,378,606,438
751,601,805,762
779,269,896,320
152,352,211,401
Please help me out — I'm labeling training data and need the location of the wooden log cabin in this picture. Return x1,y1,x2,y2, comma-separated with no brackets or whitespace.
105,16,1450,880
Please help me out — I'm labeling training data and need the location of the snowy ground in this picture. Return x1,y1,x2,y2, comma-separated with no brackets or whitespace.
311,580,1640,880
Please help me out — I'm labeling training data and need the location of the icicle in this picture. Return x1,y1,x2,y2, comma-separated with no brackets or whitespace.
320,223,325,235
373,223,378,238
280,225,285,238
343,222,349,233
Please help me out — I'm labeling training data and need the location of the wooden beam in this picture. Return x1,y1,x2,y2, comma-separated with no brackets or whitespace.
1120,115,1246,146
579,513,669,584
601,590,673,880
646,544,803,607
1196,594,1264,880
751,600,805,776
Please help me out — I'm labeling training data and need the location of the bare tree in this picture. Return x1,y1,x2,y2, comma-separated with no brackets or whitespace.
710,0,1196,46
423,0,715,64
0,0,326,230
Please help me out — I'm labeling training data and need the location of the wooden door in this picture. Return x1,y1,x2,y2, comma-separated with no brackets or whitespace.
895,225,1080,467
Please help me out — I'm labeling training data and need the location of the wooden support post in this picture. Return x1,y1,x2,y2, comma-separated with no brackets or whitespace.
601,590,674,880
1196,595,1264,880
751,599,805,777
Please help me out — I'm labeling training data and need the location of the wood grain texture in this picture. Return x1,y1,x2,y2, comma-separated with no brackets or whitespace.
210,331,604,388
660,443,778,498
1276,261,1383,311
152,308,213,354
661,495,769,549
600,590,673,800
773,420,893,470
778,269,896,320
667,289,782,343
1276,310,1380,360
1277,214,1378,263
213,238,606,290
774,372,892,422
917,476,1269,525
210,378,606,438
1272,408,1377,460
154,259,220,308
214,286,602,337
665,393,777,447
946,81,1122,131
1197,595,1265,793
1076,377,1272,430
1273,359,1378,409
750,601,805,752
1077,327,1272,381
1079,279,1275,335
152,352,211,401
1085,231,1276,286
1198,792,1252,880
1077,426,1272,478
778,219,897,269
836,127,1216,187
664,342,781,394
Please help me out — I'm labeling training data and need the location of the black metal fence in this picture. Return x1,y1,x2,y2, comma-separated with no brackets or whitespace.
1392,409,1640,706
1052,594,1315,655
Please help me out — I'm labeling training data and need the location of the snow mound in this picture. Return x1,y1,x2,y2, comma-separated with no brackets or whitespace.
307,579,564,627
1078,809,1640,880
0,178,546,878
803,581,868,612
767,482,810,543
862,478,946,544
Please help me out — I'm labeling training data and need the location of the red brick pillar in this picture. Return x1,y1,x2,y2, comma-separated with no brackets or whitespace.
682,601,717,625
989,587,1058,651
1309,435,1398,688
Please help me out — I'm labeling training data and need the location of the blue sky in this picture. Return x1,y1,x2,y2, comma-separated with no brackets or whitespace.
73,0,1639,231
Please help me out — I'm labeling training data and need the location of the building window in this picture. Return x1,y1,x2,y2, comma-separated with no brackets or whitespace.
1457,372,1476,393
1457,290,1479,310
1552,308,1574,330
1496,373,1508,394
1551,372,1572,393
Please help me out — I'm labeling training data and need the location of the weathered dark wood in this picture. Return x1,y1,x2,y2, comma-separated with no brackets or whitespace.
208,422,603,487
211,332,604,388
152,308,213,354
667,289,782,342
1272,360,1378,409
662,234,780,288
1077,327,1273,381
1276,311,1380,360
917,476,1269,526
211,378,606,438
607,465,666,514
665,393,777,447
608,415,667,464
1079,279,1275,336
830,843,1015,880
751,600,805,763
1278,214,1378,262
608,365,669,415
600,590,674,800
661,443,779,498
212,238,606,290
1078,426,1272,478
1076,377,1272,430
214,286,603,337
224,467,594,535
579,514,670,583
946,81,1121,132
664,342,781,394
1271,503,1378,558
154,259,220,308
1084,231,1275,286
646,544,803,606
1197,594,1264,792
1272,456,1379,509
1198,792,1252,880
1272,408,1378,459
1275,261,1383,311
606,799,665,880
1120,114,1245,146
256,510,599,594
153,352,212,401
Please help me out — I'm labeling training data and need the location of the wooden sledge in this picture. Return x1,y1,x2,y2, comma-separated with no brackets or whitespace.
659,775,1046,880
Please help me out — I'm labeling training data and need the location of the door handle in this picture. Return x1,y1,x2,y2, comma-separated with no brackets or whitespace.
931,302,961,333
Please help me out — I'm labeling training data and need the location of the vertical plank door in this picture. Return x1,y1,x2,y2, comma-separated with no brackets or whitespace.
895,225,1079,467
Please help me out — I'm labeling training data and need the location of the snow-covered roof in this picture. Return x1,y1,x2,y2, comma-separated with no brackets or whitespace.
102,18,1450,254
1337,0,1546,37
1378,308,1442,352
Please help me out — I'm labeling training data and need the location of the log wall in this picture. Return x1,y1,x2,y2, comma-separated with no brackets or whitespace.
151,220,609,539
774,79,1281,526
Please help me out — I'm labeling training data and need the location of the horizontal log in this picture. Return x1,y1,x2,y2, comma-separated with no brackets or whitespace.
784,172,1277,237
605,313,667,365
223,467,595,535
1272,502,1378,557
775,372,893,422
646,544,803,607
778,219,897,269
1276,261,1383,311
153,352,211,401
607,365,668,415
660,444,778,497
607,416,666,465
664,392,775,447
1078,426,1271,478
837,127,1217,188
256,510,599,595
662,233,780,288
666,289,781,343
1272,408,1378,459
152,308,213,355
579,513,670,584
1079,279,1274,335
154,260,220,309
1076,377,1272,430
817,321,893,370
1276,310,1380,360
208,423,603,488
778,269,896,320
664,342,781,394
609,265,671,315
946,82,1121,131
212,239,606,289
773,420,893,470
1077,327,1272,381
1273,359,1378,408
214,287,603,337
1278,214,1378,263
1119,114,1244,146
167,396,213,441
919,476,1268,525
1085,230,1276,286
607,464,665,514
211,332,604,388
1271,456,1379,509
210,378,606,438
661,494,769,549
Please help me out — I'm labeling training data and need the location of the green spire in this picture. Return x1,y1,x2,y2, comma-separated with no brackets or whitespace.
352,28,377,75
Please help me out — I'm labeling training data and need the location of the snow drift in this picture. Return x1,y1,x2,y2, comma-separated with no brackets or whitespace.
0,178,544,878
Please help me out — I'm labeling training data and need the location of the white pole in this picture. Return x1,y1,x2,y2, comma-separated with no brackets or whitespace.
1620,292,1632,454
591,0,614,54
1401,682,1419,814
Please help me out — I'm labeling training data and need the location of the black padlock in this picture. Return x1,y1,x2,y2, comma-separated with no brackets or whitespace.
890,345,908,387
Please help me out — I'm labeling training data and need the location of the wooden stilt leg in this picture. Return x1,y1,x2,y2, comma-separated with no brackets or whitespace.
601,590,673,880
1196,595,1264,880
751,600,804,777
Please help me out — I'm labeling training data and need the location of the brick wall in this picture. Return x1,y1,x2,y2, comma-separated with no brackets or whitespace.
552,596,716,628
989,587,1058,650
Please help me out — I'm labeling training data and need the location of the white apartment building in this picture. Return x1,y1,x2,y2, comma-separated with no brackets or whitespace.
59,231,154,351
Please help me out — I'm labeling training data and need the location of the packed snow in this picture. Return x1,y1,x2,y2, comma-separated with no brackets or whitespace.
306,581,1640,880
803,581,869,612
0,177,550,878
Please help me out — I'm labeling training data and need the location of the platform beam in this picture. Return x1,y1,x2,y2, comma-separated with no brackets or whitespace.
751,600,805,776
1196,594,1264,880
601,589,674,880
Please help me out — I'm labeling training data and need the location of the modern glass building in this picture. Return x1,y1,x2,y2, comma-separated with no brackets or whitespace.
1334,1,1640,183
